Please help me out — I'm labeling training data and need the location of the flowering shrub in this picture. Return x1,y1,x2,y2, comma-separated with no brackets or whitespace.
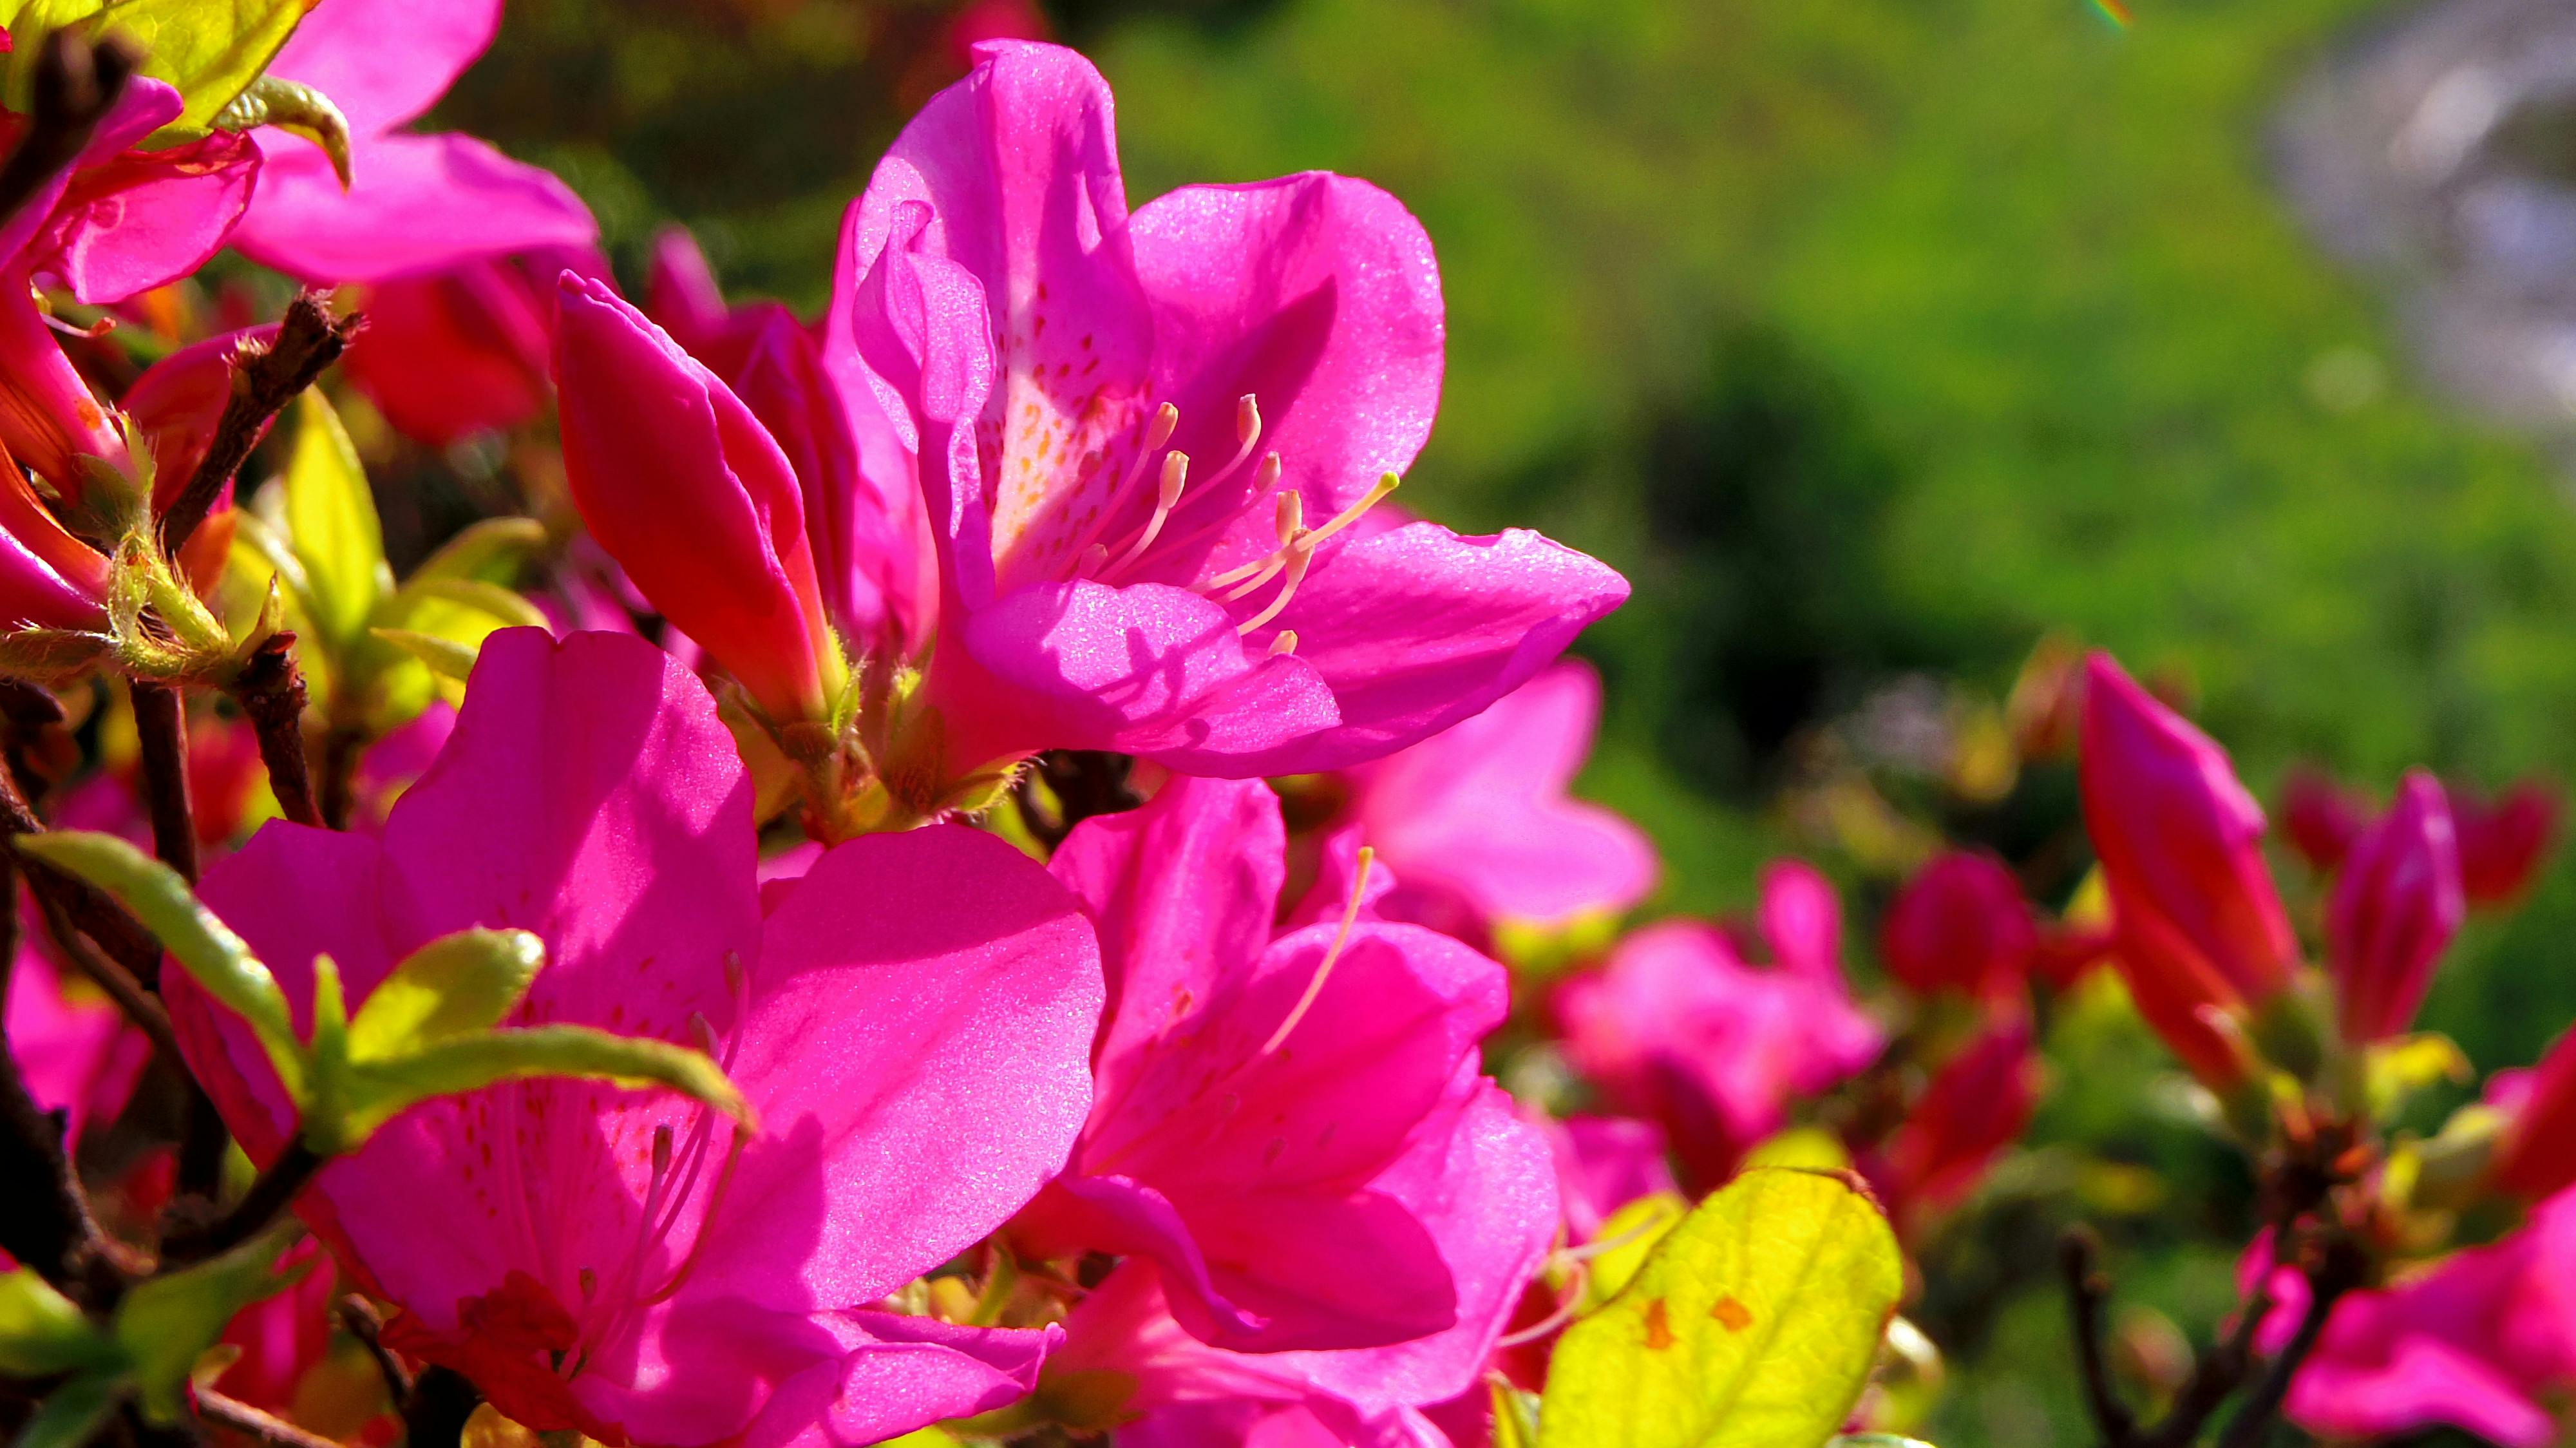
0,6,2568,1448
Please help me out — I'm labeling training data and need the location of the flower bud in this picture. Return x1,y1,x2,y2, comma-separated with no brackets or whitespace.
2449,777,2560,906
2079,653,2296,1086
2492,1029,2576,1201
551,272,838,722
1873,1019,2039,1225
1880,850,2038,1004
2327,770,2464,1043
2280,763,2369,875
0,284,129,501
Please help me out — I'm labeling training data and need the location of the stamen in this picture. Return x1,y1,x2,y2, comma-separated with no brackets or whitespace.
689,1011,719,1058
1108,450,1189,573
1233,539,1313,636
1207,493,1305,599
1078,543,1108,579
1130,452,1287,580
1302,472,1401,548
1268,631,1298,657
1493,1262,1590,1349
1061,402,1180,566
650,1123,675,1182
1260,846,1374,1056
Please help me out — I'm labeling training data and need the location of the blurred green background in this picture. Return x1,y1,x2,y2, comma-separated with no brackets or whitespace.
437,1,2573,1441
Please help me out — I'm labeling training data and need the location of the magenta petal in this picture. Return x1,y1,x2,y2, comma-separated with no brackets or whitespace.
954,577,1340,769
1126,173,1443,578
232,132,596,285
1050,775,1284,1091
1224,522,1628,776
0,77,182,274
5,949,148,1145
736,1312,1056,1448
689,824,1103,1308
30,126,255,303
268,0,501,135
1347,660,1655,928
1757,859,1842,986
2327,768,2465,1042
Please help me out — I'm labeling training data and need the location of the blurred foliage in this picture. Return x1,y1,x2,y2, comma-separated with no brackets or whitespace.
439,1,2576,1442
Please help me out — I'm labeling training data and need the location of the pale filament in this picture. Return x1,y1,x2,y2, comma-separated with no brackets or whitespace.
1260,846,1376,1056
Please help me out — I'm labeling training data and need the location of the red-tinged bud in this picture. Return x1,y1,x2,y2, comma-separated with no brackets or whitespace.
551,273,839,723
2079,653,2297,1086
2448,777,2559,906
1873,1019,2040,1227
2327,770,2464,1043
2492,1027,2576,1201
2029,922,2116,989
2280,763,2369,875
1880,850,2038,1004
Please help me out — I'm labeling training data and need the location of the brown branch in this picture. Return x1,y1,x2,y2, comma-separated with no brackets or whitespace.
0,852,123,1301
157,293,361,556
2060,1228,2137,1448
400,1366,481,1448
227,631,319,827
317,726,359,832
0,32,138,233
129,682,198,884
193,1386,343,1448
337,1294,413,1403
164,1137,322,1264
0,756,164,985
2215,1239,2368,1448
28,886,186,1076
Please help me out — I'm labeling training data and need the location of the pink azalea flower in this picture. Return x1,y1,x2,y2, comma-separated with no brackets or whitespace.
1557,866,1884,1190
1879,850,2038,1006
2278,763,2369,876
5,944,150,1147
226,0,595,285
1535,1113,1677,1243
0,71,254,627
2494,1025,2576,1202
165,629,1106,1445
1331,660,1656,940
2448,776,2561,906
1040,1062,1553,1443
828,42,1625,781
553,276,844,723
642,227,933,660
2325,769,2464,1043
2078,653,2296,1087
2255,1191,2576,1448
1015,775,1550,1355
1863,1018,2039,1234
339,247,609,446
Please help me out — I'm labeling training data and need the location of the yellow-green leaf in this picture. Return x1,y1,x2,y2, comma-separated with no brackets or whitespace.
282,390,388,648
211,73,348,185
88,0,317,134
112,1224,305,1422
0,1268,118,1378
408,516,549,586
15,1372,123,1448
1583,1192,1688,1310
346,929,545,1064
369,626,480,687
393,576,549,633
1539,1169,1903,1448
17,830,306,1103
340,1024,750,1145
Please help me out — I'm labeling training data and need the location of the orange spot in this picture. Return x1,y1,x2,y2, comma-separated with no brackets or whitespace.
1643,1299,1674,1351
1712,1296,1752,1332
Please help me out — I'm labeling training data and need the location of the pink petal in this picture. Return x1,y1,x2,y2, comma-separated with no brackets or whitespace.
1348,661,1656,928
1757,859,1842,985
267,0,500,135
1050,774,1284,1095
686,824,1103,1310
1225,522,1629,776
950,576,1340,771
2327,768,2465,1042
232,132,596,285
5,947,148,1145
1124,173,1443,583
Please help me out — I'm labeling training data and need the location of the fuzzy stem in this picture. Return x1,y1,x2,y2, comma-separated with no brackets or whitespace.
229,631,321,828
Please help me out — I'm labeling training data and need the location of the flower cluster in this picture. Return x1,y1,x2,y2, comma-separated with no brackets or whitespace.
1,6,2572,1448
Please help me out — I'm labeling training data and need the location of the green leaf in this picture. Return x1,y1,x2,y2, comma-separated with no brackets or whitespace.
1538,1168,1903,1448
341,1023,749,1145
392,576,550,633
1493,1378,1544,1448
2365,1031,2473,1119
369,626,480,686
1582,1191,1687,1310
111,1224,305,1423
86,0,317,134
1828,1438,1937,1448
15,1372,123,1448
407,516,549,586
0,1268,118,1377
211,73,348,186
346,928,545,1064
17,831,306,1104
281,390,388,648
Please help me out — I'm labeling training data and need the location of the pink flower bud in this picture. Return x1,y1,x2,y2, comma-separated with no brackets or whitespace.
1872,1019,2039,1227
2494,1029,2576,1202
2327,770,2464,1042
2450,777,2560,906
2280,763,2369,875
1880,850,2038,1004
0,284,127,501
551,272,838,721
2079,653,2296,1086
